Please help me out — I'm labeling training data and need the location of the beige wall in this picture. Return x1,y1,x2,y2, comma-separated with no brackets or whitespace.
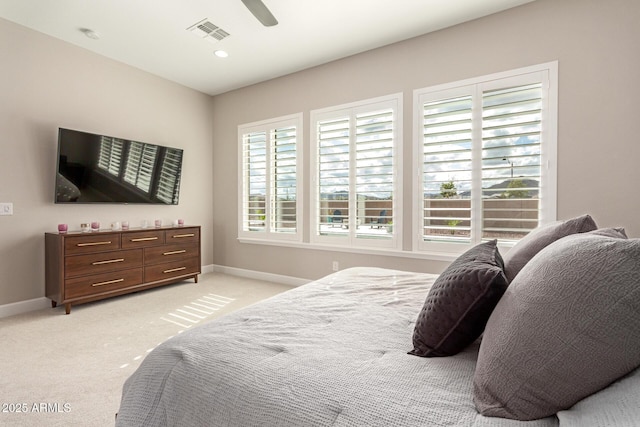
2,0,639,307
212,0,640,280
0,18,214,306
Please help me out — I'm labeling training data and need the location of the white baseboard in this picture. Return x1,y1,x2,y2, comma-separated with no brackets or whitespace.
211,264,309,287
0,297,50,319
0,265,303,319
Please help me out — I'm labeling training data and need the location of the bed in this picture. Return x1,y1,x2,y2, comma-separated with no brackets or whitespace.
116,216,640,426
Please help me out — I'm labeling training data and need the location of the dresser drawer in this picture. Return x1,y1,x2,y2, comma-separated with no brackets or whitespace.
64,234,121,255
145,257,200,283
165,228,199,244
121,230,165,249
65,249,143,278
65,268,143,299
144,243,199,266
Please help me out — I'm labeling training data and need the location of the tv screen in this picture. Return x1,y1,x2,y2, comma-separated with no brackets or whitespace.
55,128,183,204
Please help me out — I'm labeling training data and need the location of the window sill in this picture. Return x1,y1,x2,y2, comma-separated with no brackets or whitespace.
237,237,461,263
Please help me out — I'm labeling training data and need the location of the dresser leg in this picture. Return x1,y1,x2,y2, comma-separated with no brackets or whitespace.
195,275,199,284
65,303,71,315
51,300,57,308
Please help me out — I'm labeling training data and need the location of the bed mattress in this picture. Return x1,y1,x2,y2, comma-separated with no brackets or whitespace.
116,267,558,427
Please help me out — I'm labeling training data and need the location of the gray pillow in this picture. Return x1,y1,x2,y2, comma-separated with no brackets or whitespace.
473,231,640,421
556,366,640,427
503,214,597,282
587,227,627,238
409,240,508,358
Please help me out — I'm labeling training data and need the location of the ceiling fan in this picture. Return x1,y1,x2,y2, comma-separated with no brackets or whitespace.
241,0,279,27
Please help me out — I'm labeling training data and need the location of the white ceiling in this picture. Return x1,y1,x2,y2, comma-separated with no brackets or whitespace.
0,0,535,96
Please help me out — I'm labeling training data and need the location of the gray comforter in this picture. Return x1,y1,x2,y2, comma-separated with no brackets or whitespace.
116,267,558,426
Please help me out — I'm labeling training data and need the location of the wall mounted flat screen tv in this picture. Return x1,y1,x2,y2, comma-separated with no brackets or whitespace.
55,128,183,204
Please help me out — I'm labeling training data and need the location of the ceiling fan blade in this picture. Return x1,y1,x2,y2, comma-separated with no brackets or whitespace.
241,0,278,27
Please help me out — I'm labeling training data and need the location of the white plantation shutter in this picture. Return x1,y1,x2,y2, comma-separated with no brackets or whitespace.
239,114,302,241
271,126,298,234
124,141,158,193
355,108,394,240
98,137,124,176
415,63,557,252
242,131,267,233
317,117,350,234
481,83,542,239
155,148,183,204
311,94,401,249
420,92,473,243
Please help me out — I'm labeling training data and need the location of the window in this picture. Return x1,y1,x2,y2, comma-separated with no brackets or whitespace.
310,94,402,249
414,62,557,253
238,113,303,242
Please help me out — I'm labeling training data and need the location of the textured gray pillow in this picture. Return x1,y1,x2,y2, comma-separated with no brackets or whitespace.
588,227,627,238
556,366,640,427
503,214,597,282
473,232,640,421
409,240,508,358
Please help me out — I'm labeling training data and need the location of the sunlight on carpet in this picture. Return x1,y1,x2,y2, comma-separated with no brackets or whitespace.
160,293,236,328
118,293,236,369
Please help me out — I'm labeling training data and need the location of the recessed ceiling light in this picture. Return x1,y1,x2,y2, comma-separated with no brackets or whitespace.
80,28,100,40
214,50,229,58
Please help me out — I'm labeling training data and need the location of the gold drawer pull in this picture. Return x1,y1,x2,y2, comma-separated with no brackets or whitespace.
163,267,186,274
172,234,195,238
131,237,159,242
92,278,124,287
92,258,125,265
164,250,187,255
77,241,112,247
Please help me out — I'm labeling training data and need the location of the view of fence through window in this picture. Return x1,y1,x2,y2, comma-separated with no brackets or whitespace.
270,126,297,233
243,131,267,231
317,108,395,239
481,83,542,240
243,124,298,235
421,82,543,243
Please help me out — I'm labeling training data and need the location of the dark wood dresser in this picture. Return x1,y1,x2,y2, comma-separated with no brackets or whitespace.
45,226,201,314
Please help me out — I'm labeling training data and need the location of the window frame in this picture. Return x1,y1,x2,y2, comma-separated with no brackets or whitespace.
310,93,403,250
237,113,304,243
412,62,558,254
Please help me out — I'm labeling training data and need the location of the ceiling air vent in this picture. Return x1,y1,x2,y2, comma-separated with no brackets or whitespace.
187,19,230,44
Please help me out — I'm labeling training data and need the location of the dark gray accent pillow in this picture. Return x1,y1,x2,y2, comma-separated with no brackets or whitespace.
503,214,597,282
473,232,640,421
409,240,508,358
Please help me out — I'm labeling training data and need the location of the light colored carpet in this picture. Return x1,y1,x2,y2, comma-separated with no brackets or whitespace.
0,272,294,427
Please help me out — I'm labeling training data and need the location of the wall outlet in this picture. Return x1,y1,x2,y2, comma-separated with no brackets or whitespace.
332,261,339,272
0,202,13,216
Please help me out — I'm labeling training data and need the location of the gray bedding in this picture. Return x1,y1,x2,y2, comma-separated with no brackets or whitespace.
116,267,558,427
